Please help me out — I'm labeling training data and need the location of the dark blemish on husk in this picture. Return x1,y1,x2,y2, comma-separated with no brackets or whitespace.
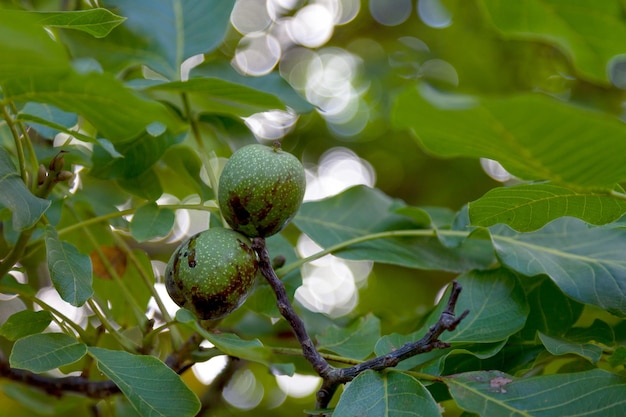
186,235,198,268
228,194,252,227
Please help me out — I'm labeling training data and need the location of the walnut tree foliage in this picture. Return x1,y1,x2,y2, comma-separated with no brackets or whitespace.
1,1,626,416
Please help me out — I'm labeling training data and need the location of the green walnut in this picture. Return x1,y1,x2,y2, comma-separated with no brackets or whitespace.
165,228,258,320
218,143,306,238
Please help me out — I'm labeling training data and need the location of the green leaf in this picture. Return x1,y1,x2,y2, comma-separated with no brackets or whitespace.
538,332,602,364
0,147,50,231
28,9,126,38
3,71,183,142
118,169,164,201
491,217,626,317
0,11,70,80
91,131,184,179
65,0,235,79
10,333,87,373
293,186,495,272
436,269,528,344
333,370,442,417
392,89,626,190
609,346,626,368
88,347,200,417
446,369,626,417
469,183,626,231
317,314,381,360
19,103,78,138
191,62,314,113
520,277,584,340
45,225,93,307
479,0,626,83
0,310,53,341
147,78,286,117
130,203,175,242
177,310,272,366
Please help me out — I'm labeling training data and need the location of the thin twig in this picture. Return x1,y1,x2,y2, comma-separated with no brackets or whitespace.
252,237,468,414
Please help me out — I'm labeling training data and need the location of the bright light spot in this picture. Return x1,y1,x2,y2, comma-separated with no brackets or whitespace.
223,369,265,410
420,59,459,86
231,0,273,34
192,354,229,385
276,373,321,398
244,109,299,142
417,0,453,28
266,0,300,20
369,0,412,26
35,286,87,332
335,0,361,24
233,32,281,76
147,282,180,320
480,158,515,182
304,147,376,201
287,4,335,48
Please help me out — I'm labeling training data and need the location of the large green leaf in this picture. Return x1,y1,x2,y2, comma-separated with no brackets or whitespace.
0,147,50,231
3,71,183,142
316,314,381,361
45,225,93,307
64,0,235,79
538,332,602,364
191,62,314,113
491,217,626,317
0,11,69,80
447,369,626,417
392,89,626,190
469,183,626,231
520,277,584,340
293,186,495,272
90,131,184,179
0,310,53,341
10,333,87,373
130,203,175,242
147,78,286,117
333,370,442,417
479,0,626,83
88,347,200,417
29,9,126,38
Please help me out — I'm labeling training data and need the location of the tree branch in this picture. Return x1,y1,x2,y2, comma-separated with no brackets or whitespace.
252,237,469,414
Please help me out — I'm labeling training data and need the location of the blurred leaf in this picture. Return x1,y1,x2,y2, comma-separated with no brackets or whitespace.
29,9,126,38
130,203,175,242
469,183,626,231
479,0,626,83
147,78,286,117
0,11,69,80
317,314,381,360
520,277,584,340
118,168,163,201
393,89,626,190
446,369,626,416
65,0,235,78
91,131,184,179
90,246,127,280
45,225,93,307
0,310,53,341
10,333,87,373
609,346,626,367
567,319,614,346
3,71,183,141
491,217,626,317
0,147,50,231
191,62,314,113
88,347,200,417
333,370,442,417
177,309,273,366
293,186,495,272
19,103,78,139
538,332,602,364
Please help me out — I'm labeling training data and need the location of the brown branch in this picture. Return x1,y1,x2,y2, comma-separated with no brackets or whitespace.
252,237,469,414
